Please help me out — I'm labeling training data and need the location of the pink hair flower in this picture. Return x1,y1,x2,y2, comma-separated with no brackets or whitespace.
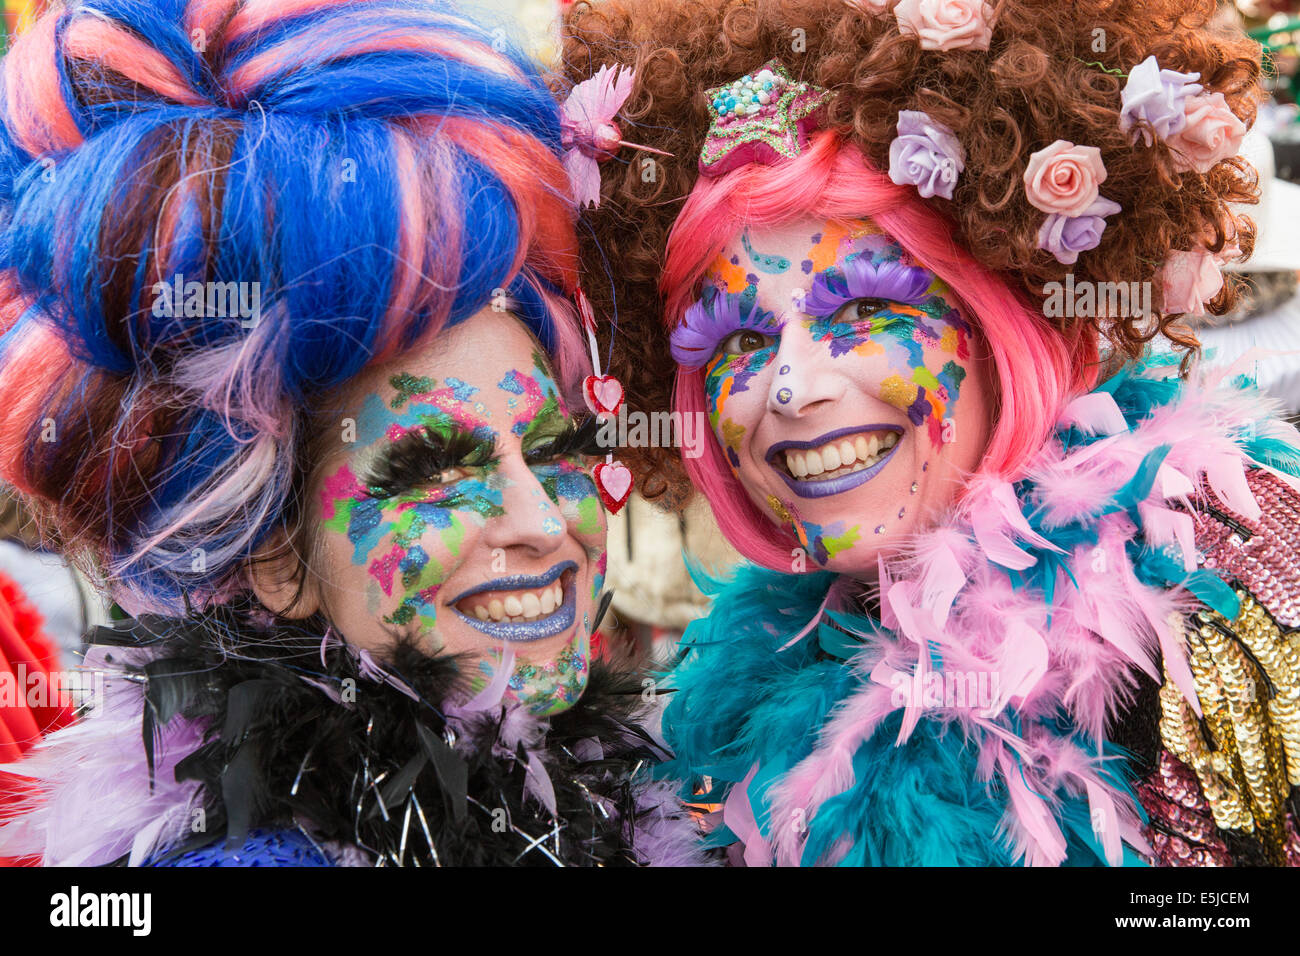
1166,91,1246,175
1119,55,1202,147
1037,196,1122,265
888,110,965,200
1160,249,1224,314
1023,140,1108,218
894,0,995,52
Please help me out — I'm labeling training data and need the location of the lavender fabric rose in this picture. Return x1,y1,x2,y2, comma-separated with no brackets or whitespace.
1037,197,1122,265
888,110,966,200
1119,55,1203,147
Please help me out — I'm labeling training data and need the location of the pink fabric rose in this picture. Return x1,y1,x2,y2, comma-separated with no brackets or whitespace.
894,0,994,52
1022,141,1108,218
1160,249,1224,314
1166,92,1246,174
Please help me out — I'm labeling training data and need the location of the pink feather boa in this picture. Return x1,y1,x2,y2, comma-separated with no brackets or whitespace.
744,364,1300,867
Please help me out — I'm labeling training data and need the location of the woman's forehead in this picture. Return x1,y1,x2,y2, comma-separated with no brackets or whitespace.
703,218,925,296
368,312,552,392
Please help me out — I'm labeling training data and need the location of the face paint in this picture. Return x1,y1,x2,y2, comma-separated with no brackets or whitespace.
777,496,862,566
668,217,992,575
742,228,792,274
320,375,507,637
309,310,609,715
802,246,971,452
478,630,590,716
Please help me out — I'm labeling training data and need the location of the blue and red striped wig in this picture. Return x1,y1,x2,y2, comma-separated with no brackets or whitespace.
0,0,588,614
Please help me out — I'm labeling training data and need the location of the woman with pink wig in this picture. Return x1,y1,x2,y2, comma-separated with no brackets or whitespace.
564,0,1300,865
0,0,705,867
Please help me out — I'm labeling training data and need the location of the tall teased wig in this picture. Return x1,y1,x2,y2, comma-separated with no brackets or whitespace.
0,0,589,614
561,0,1263,511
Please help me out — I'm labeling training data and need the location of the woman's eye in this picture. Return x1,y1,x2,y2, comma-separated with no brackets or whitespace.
428,465,469,486
720,329,773,355
844,298,891,322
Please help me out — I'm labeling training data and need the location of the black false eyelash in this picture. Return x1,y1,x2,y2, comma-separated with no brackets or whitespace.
525,415,606,463
362,429,493,499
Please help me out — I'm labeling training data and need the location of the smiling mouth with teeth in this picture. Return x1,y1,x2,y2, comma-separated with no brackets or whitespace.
772,429,900,481
455,571,571,624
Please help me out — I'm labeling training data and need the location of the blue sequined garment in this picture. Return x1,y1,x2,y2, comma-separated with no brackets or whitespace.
150,829,335,867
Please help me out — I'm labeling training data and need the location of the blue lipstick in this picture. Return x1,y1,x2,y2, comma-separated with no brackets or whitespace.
448,560,578,643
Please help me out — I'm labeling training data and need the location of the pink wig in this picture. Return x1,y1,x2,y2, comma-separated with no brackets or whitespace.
663,134,1098,570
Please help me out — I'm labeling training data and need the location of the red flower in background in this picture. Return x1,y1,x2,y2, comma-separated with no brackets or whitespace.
0,570,75,866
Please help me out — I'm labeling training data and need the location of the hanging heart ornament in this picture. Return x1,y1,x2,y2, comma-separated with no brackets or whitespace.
583,374,624,417
593,460,633,514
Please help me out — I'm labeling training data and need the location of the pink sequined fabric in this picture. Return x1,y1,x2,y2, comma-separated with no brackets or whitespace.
1192,469,1300,627
1139,750,1233,866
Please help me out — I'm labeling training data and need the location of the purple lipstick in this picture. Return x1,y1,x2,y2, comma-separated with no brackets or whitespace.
767,424,903,499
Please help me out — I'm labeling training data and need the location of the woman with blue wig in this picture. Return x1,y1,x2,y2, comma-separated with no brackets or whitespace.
0,0,704,866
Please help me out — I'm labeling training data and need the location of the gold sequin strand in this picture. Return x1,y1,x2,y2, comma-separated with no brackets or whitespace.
1158,590,1299,864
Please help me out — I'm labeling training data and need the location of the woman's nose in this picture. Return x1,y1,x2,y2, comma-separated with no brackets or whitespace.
767,320,845,417
480,457,568,559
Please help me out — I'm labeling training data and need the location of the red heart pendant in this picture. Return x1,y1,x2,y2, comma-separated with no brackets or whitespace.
593,460,633,514
583,374,624,417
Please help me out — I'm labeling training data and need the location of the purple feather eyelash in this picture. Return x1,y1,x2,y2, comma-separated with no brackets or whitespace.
803,256,935,315
670,291,778,369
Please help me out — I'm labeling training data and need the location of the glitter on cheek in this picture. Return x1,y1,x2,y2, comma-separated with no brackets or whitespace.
879,373,920,412
368,545,406,596
719,418,746,471
537,462,603,536
543,516,562,535
319,465,508,638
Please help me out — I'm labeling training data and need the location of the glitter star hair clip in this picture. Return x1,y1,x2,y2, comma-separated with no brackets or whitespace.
699,61,833,177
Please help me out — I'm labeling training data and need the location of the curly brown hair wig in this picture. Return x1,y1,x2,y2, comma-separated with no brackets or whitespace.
560,0,1264,500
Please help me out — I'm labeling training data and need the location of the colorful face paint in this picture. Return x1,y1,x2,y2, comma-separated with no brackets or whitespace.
320,375,506,634
480,631,591,716
802,246,970,451
670,217,991,576
310,310,609,715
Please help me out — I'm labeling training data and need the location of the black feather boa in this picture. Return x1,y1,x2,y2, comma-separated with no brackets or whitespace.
89,602,697,866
